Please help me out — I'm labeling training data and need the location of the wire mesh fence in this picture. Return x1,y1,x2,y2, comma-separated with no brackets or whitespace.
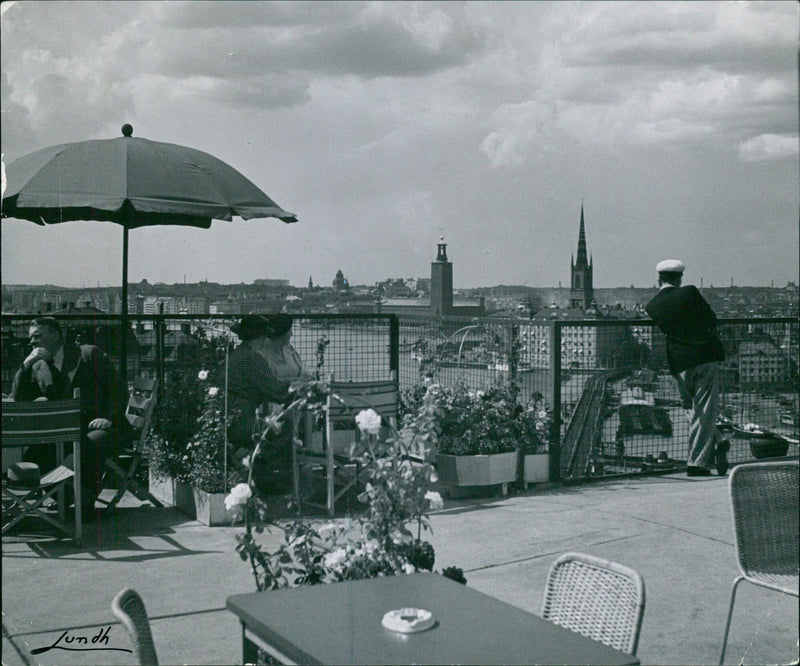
3,312,797,482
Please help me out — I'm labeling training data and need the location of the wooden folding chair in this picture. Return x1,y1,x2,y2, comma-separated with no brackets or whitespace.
2,394,83,545
293,372,398,517
98,377,163,511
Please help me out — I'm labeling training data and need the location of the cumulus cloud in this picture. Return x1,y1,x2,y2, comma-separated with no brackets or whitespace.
479,2,798,164
738,134,798,162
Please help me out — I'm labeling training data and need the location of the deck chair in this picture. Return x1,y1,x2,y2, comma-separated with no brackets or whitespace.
542,551,645,656
293,372,398,517
2,394,83,545
98,377,163,511
718,461,799,665
112,588,159,666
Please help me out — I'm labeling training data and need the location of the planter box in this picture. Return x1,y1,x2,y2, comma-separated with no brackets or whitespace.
192,487,237,526
522,452,550,488
148,470,197,517
436,451,518,493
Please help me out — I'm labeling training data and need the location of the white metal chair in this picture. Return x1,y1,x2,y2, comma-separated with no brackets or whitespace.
542,551,646,656
2,393,83,545
293,371,398,517
718,461,799,665
111,588,159,666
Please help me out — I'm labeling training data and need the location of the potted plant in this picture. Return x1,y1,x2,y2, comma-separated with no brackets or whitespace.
517,406,551,488
423,382,524,491
146,363,245,525
182,382,244,525
145,365,209,508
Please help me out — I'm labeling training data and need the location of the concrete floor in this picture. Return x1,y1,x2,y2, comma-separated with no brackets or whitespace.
2,469,798,666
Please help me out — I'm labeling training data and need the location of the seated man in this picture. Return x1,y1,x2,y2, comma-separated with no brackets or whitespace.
11,317,131,520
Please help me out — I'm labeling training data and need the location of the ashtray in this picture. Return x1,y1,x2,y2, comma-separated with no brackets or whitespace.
381,607,435,633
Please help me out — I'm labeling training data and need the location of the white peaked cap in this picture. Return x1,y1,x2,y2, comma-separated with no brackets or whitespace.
656,259,685,273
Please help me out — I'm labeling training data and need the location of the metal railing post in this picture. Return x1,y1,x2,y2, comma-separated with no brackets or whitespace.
550,320,562,483
389,314,400,378
156,315,165,398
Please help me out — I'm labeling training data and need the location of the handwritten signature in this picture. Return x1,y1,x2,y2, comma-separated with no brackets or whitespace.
31,626,133,655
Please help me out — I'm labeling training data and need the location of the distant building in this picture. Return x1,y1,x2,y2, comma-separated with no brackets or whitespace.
739,340,791,387
333,270,349,292
377,239,484,317
143,296,178,315
430,241,453,316
253,279,291,288
209,301,242,315
570,205,594,311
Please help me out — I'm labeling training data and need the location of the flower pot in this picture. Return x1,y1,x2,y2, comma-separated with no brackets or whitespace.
522,452,550,487
192,487,237,526
435,451,518,493
148,468,175,505
749,438,789,460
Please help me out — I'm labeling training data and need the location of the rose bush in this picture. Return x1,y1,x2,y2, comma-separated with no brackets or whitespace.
227,382,466,593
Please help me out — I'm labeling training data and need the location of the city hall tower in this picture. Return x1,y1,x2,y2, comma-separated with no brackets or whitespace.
430,239,453,316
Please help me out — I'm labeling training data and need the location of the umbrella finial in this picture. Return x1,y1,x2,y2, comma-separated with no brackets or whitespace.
121,124,133,137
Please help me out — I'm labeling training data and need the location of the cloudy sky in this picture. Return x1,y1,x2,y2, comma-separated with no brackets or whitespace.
1,1,797,290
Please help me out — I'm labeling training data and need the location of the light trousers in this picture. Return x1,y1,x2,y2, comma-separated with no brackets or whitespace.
674,361,722,469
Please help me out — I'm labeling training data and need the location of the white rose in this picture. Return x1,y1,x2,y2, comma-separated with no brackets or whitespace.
208,386,219,397
403,563,416,575
323,548,348,568
355,409,382,435
224,483,252,511
197,369,209,381
425,490,444,511
537,410,548,420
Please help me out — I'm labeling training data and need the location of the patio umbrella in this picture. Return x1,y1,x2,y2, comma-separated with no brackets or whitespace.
1,124,298,381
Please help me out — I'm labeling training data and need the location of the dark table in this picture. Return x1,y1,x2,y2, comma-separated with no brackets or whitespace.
227,573,640,665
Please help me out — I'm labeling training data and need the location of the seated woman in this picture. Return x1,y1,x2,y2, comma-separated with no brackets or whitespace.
225,314,309,495
256,313,312,387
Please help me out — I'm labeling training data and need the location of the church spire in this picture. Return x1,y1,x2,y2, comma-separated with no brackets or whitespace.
575,203,589,268
569,203,594,311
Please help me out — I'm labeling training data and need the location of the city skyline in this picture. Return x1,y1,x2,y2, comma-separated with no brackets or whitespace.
1,2,798,290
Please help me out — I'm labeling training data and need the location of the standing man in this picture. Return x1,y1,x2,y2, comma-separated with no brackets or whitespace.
12,317,130,519
646,260,730,476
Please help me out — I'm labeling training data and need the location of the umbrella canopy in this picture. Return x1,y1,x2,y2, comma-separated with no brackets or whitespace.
2,124,298,381
2,124,297,226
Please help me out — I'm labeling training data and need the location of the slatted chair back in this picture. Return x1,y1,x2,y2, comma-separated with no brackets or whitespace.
328,373,398,431
2,395,83,544
111,588,159,666
718,461,799,665
293,372,398,517
2,399,82,448
542,551,645,656
125,377,158,448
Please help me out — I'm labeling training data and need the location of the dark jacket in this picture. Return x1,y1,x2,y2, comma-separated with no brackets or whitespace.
645,285,724,374
12,343,129,436
223,342,290,449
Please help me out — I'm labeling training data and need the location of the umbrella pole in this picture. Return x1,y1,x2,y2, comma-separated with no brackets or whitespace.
121,225,129,387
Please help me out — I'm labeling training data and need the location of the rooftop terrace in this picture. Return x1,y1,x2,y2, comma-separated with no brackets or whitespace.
3,469,798,666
